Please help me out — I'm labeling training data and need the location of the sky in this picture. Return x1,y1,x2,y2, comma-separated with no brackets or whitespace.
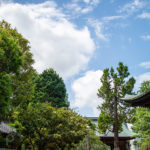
0,0,150,117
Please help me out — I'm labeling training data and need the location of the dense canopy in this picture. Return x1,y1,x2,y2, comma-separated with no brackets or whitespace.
33,68,69,108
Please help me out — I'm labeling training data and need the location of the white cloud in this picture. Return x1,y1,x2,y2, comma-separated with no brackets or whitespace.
135,72,150,90
64,0,100,15
138,12,150,19
83,0,100,5
0,1,95,79
81,6,93,13
72,70,103,116
119,0,144,15
83,0,90,4
141,35,150,40
102,15,125,22
64,3,82,14
90,0,100,5
140,61,150,69
88,15,125,41
88,18,108,41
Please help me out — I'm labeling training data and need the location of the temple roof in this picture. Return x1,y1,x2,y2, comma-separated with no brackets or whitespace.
121,90,150,108
87,117,135,138
98,124,134,138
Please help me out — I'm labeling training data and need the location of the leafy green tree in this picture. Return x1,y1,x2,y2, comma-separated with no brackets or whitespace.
132,107,150,139
33,69,69,108
0,27,24,118
97,62,135,150
73,130,109,150
138,80,150,93
140,138,150,150
0,73,11,117
10,103,88,150
0,20,35,107
132,80,150,148
0,27,23,74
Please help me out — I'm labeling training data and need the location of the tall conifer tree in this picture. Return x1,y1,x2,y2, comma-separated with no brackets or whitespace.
97,62,135,150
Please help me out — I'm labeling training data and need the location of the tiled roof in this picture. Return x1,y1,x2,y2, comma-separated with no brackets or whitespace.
87,117,135,137
121,90,150,107
98,124,135,137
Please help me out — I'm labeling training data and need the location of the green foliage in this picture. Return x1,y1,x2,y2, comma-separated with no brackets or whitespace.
132,107,150,139
98,111,114,133
0,72,11,118
138,80,150,93
33,69,69,108
73,130,109,150
0,20,35,107
0,25,24,118
97,62,135,133
11,103,88,150
132,80,150,148
140,138,150,150
0,27,23,73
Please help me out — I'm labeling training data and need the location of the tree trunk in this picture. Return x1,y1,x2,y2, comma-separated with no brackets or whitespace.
114,87,120,150
87,134,91,150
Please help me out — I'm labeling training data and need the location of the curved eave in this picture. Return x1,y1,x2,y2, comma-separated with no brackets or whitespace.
121,90,150,108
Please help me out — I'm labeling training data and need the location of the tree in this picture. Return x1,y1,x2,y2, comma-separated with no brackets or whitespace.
0,26,23,74
33,69,69,108
0,27,24,119
0,73,11,117
0,20,35,108
97,62,135,150
73,130,109,150
132,80,150,149
132,107,150,140
140,138,150,150
138,80,150,93
10,103,88,150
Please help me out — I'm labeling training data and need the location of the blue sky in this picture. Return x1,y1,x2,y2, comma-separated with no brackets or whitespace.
0,0,150,116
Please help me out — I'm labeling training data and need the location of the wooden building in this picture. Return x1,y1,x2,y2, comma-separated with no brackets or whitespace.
99,124,134,150
87,117,134,150
122,90,150,108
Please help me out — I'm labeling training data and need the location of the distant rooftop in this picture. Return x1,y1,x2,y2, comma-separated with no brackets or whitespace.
86,117,98,121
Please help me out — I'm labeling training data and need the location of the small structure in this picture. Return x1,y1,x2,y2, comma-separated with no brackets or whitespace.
99,124,134,150
122,90,150,108
87,117,134,150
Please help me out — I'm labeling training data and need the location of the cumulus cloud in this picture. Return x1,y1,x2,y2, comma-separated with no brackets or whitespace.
140,61,150,69
138,12,150,19
0,1,95,79
72,70,103,116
